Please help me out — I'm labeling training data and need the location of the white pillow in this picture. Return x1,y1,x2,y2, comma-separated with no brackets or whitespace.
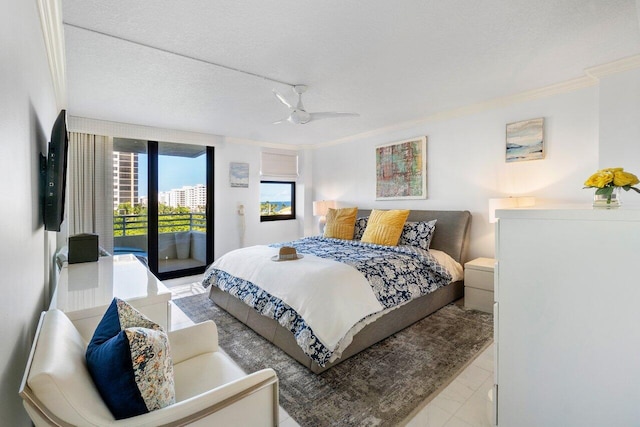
429,249,464,282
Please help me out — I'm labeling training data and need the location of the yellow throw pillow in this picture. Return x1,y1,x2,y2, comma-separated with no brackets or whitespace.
361,209,410,246
324,207,358,240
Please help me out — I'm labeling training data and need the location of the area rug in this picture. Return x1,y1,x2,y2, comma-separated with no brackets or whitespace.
173,293,493,427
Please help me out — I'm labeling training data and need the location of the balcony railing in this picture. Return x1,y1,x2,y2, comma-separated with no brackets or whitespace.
114,213,206,236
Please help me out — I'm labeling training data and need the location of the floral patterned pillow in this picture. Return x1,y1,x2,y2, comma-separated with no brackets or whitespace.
353,217,369,240
86,298,175,419
398,220,437,250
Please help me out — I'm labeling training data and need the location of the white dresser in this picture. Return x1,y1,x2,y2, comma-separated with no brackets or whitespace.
494,206,640,427
51,254,172,341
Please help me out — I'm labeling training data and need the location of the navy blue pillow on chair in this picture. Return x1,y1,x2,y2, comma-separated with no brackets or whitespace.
85,298,175,420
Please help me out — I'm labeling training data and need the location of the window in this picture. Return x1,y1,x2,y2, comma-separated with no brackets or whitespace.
260,181,296,222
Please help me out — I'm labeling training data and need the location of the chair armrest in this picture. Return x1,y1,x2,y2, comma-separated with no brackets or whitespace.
115,368,279,427
168,321,218,364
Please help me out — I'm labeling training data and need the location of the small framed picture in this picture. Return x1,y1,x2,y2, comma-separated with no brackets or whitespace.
229,162,249,188
506,117,544,162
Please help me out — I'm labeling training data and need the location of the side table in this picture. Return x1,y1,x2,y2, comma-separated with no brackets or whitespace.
464,257,495,313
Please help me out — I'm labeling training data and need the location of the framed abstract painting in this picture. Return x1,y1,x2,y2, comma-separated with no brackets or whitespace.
375,136,427,200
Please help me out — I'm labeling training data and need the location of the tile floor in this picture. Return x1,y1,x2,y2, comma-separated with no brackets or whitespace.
165,275,495,427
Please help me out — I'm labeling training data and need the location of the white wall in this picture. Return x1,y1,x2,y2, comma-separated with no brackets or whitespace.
213,141,304,258
311,87,600,260
599,67,640,173
0,1,58,425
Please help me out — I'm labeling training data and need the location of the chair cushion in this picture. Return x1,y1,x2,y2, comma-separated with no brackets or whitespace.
86,298,175,420
173,352,247,401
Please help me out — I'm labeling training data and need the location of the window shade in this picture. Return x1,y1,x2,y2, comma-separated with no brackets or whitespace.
260,151,298,177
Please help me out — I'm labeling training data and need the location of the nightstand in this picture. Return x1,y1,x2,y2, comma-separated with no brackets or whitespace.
464,257,495,313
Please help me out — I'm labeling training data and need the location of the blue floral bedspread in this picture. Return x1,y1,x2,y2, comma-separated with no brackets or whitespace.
202,236,452,366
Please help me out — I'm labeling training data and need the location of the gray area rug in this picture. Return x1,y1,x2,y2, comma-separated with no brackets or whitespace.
173,293,493,427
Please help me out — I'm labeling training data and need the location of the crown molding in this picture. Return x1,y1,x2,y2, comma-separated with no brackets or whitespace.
584,54,640,79
314,55,640,150
313,75,597,149
37,0,66,110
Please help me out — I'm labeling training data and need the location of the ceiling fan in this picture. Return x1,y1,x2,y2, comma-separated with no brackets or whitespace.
272,85,359,125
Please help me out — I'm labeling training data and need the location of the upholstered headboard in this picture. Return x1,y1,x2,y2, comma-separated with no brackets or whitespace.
356,209,472,265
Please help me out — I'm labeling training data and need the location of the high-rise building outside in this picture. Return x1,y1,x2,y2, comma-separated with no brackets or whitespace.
184,184,207,211
158,184,206,212
113,151,138,211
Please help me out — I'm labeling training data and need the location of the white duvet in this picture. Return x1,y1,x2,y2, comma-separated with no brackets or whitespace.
212,245,384,350
210,245,462,356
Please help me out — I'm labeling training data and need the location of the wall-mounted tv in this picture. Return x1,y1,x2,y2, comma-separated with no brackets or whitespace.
42,110,68,231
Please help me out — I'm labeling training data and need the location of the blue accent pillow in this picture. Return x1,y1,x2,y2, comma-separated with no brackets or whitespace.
398,220,437,250
86,298,175,420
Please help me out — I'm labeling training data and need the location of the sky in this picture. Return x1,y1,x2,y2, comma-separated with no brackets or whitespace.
260,182,292,202
137,154,206,196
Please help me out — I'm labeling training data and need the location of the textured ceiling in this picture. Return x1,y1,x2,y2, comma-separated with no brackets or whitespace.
62,0,640,146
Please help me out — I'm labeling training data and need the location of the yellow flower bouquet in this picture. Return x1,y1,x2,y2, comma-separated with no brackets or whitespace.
584,167,640,205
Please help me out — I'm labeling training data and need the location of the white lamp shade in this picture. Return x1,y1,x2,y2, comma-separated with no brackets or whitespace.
489,197,535,223
312,200,336,216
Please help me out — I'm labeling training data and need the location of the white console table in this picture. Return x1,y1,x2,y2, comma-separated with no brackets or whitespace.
51,254,172,341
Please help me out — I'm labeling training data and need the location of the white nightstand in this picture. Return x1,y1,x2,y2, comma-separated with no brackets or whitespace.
464,257,495,313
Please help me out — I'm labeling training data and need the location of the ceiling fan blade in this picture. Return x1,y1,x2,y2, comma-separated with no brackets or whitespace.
308,112,360,122
271,86,359,125
273,90,293,109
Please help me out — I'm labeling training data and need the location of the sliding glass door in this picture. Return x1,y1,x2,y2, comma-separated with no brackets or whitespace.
150,142,213,278
112,139,214,280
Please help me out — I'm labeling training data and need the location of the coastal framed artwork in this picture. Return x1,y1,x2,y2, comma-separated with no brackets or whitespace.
229,162,249,188
506,117,544,162
375,136,427,200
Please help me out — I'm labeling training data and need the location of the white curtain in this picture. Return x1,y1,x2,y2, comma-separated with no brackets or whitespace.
68,133,114,253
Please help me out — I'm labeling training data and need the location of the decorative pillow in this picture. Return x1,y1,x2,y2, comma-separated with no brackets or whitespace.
398,219,437,250
86,298,175,420
324,207,358,240
361,209,410,246
353,217,369,240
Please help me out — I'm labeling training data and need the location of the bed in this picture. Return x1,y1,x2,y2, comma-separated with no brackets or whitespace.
204,209,471,374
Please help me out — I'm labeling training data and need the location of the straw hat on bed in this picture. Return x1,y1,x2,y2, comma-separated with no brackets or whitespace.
271,246,304,262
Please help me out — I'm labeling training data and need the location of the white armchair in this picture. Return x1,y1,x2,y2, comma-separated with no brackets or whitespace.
20,309,279,426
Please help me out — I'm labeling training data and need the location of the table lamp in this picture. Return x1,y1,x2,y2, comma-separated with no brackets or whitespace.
312,200,336,234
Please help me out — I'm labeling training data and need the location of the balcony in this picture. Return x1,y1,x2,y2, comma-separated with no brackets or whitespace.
114,213,207,273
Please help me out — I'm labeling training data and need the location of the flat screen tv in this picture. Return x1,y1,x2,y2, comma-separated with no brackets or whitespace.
43,110,68,231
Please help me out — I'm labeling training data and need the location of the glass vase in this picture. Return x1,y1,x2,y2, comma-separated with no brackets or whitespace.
593,187,621,208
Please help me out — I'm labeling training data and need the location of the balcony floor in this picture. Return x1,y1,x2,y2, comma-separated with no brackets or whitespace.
158,257,206,273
